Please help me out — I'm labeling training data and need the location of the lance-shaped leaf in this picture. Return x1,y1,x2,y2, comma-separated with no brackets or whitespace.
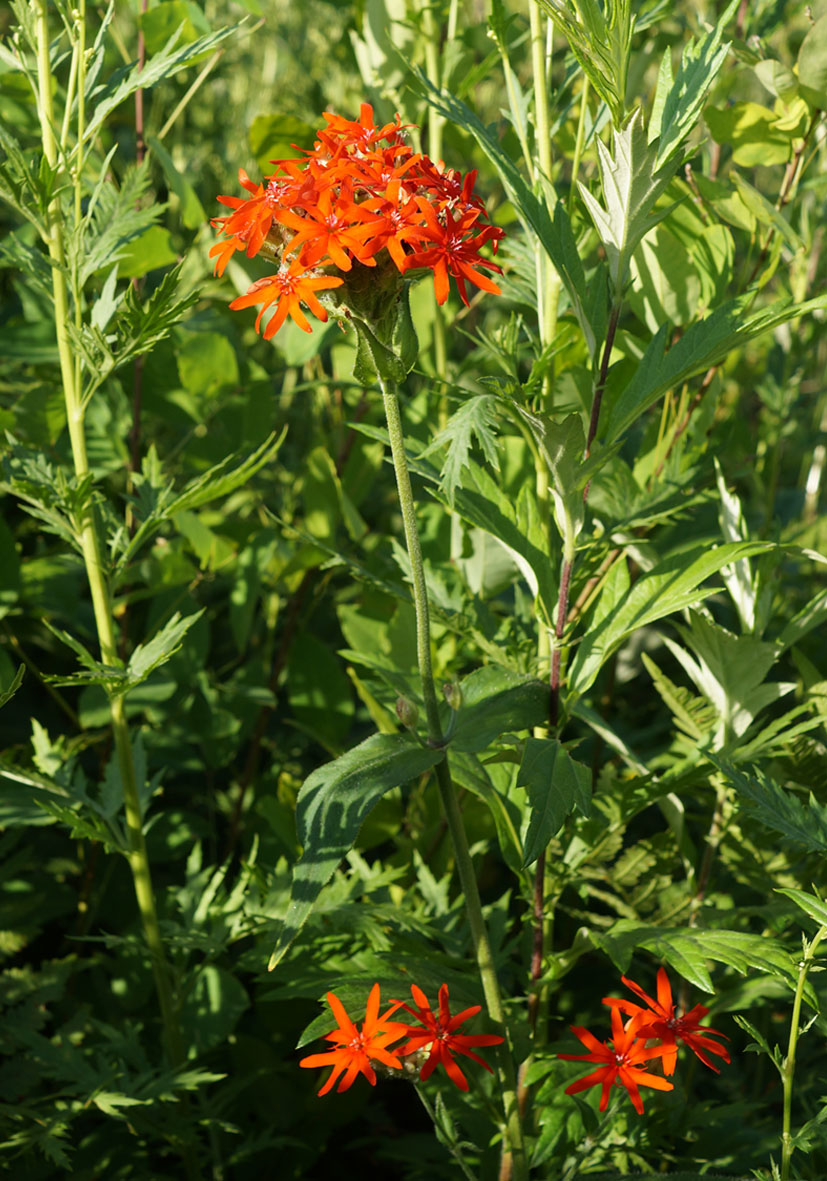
593,921,801,994
606,292,827,443
84,22,241,143
268,734,443,970
568,540,774,699
519,737,592,866
408,71,606,356
448,665,549,752
649,0,739,170
776,888,827,930
578,109,676,293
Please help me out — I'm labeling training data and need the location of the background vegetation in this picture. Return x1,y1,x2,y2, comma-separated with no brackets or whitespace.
0,0,825,1177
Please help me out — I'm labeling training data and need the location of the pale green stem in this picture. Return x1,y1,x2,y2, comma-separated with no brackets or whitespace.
418,0,449,389
72,0,87,409
568,75,589,215
380,375,527,1181
781,925,827,1181
529,1,561,401
34,0,185,1075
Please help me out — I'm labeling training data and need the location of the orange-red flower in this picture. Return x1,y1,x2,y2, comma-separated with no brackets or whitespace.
228,263,343,338
400,201,504,306
558,1007,673,1114
276,181,381,271
603,967,730,1075
395,983,504,1092
299,983,408,1096
211,104,504,338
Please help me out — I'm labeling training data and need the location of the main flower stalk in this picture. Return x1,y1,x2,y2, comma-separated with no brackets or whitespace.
380,375,527,1181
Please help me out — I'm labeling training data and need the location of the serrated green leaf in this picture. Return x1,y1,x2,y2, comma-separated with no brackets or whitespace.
593,921,798,993
568,540,773,698
424,394,500,504
126,610,204,687
116,430,285,576
666,612,789,740
605,293,827,443
268,734,444,969
519,737,592,866
448,665,549,752
650,0,738,169
578,109,675,292
707,758,827,855
775,888,827,930
84,21,240,143
408,72,605,355
534,0,633,126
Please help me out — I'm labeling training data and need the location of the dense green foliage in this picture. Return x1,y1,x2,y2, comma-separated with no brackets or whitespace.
0,0,826,1177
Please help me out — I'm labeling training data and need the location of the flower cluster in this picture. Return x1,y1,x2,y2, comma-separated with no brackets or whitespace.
210,104,503,340
558,968,730,1114
299,981,503,1096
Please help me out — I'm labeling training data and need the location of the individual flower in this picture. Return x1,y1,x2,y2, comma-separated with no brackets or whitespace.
299,983,408,1096
276,180,382,271
602,967,730,1075
399,201,504,306
228,262,343,338
558,1007,673,1114
209,169,276,271
394,983,504,1091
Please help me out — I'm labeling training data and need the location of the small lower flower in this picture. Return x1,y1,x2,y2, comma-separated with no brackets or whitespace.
558,1007,673,1114
228,263,343,339
394,983,504,1092
299,983,408,1096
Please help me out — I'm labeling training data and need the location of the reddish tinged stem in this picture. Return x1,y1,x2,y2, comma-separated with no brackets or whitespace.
529,300,618,1040
526,848,546,1036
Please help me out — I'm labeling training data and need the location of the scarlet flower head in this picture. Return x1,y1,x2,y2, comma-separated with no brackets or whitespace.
299,983,408,1096
394,983,504,1091
211,105,503,341
603,967,730,1076
558,1007,673,1114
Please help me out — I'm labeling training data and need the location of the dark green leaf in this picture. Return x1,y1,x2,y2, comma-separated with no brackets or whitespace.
775,887,827,930
519,737,592,866
268,734,444,969
593,921,799,993
449,666,549,753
